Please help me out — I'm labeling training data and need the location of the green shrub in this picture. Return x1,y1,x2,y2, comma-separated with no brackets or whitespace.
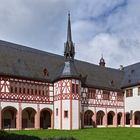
0,131,41,140
44,136,77,140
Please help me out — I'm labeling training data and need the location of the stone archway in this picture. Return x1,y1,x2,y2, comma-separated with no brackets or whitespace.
96,110,105,126
107,111,115,125
117,112,122,125
22,107,36,129
40,108,52,129
134,111,140,125
2,106,17,129
84,110,94,126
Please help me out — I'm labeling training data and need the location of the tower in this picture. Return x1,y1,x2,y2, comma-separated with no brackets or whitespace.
99,55,105,67
54,13,81,130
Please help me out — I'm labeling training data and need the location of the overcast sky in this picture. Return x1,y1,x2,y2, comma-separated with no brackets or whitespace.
0,0,140,68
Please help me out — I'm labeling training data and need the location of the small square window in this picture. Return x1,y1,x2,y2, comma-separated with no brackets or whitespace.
126,89,133,97
56,108,58,116
64,111,68,118
138,87,140,96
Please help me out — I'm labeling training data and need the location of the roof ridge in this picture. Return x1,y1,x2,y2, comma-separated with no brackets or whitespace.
124,62,140,68
0,39,62,57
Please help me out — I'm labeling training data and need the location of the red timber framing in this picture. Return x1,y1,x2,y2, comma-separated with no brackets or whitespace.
70,80,72,129
81,87,124,108
0,76,53,104
54,80,80,101
54,79,80,129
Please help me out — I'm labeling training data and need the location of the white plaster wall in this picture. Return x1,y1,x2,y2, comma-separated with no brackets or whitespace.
84,106,94,112
39,104,53,111
1,102,53,112
72,100,79,129
125,86,140,112
1,102,18,110
54,101,60,129
62,100,70,129
84,106,124,114
96,107,106,112
22,103,38,110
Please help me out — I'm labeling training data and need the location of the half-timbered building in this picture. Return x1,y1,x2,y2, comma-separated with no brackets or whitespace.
0,14,140,130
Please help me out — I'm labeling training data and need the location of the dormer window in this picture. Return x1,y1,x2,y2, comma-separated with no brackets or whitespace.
43,68,49,76
110,80,114,86
131,69,135,73
128,79,131,83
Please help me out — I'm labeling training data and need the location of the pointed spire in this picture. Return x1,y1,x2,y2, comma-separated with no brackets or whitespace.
67,12,72,42
64,12,75,60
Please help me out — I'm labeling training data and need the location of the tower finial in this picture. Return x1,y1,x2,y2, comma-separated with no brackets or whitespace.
67,11,72,42
101,53,103,58
64,12,75,60
68,11,70,17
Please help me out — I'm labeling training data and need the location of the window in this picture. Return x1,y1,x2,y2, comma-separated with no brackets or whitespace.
88,89,96,99
15,87,17,93
27,88,30,94
138,87,140,96
31,89,34,95
72,84,75,94
10,86,13,93
126,89,133,97
56,108,58,116
39,89,41,95
76,84,79,94
35,89,37,95
64,111,68,118
46,87,49,96
19,87,22,94
117,93,123,101
42,90,44,96
103,90,110,100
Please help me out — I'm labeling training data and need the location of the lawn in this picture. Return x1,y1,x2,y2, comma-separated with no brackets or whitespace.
7,128,140,140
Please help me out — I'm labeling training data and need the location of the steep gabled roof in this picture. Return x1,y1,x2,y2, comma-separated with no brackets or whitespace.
0,40,125,91
0,40,64,81
75,60,124,91
121,62,140,88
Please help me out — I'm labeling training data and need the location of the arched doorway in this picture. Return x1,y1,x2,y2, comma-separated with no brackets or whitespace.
134,111,140,125
40,109,52,129
126,112,130,125
96,110,105,125
117,112,122,125
2,106,17,129
107,111,115,125
84,110,94,126
22,107,36,129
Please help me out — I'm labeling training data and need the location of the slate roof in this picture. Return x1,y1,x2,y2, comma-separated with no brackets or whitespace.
121,62,140,88
54,60,80,81
0,40,130,91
